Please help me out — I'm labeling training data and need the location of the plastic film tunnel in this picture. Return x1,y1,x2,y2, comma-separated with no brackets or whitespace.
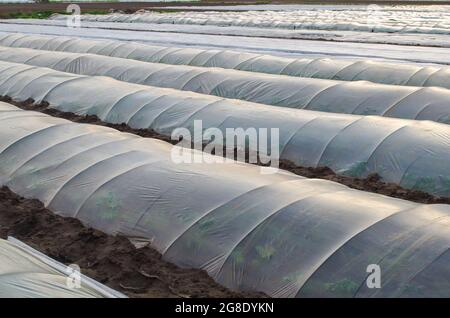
1,33,450,91
0,103,450,298
0,44,450,124
0,60,449,197
50,11,450,35
0,237,124,298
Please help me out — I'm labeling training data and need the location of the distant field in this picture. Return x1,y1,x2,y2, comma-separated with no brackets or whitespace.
2,0,450,19
0,2,181,18
2,0,450,16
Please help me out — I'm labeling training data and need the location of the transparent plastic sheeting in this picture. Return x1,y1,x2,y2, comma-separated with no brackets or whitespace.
0,237,122,298
2,34,450,92
1,103,449,298
0,47,450,123
1,47,450,124
50,10,450,35
1,60,450,197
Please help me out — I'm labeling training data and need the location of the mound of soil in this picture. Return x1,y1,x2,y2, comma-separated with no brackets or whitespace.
4,96,449,205
0,186,263,298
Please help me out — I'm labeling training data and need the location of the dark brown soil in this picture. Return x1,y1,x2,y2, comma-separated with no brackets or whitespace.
0,2,192,16
0,185,264,298
3,96,449,205
278,162,450,204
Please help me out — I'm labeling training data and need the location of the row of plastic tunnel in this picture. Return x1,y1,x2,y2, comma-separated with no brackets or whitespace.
50,11,450,35
0,33,449,297
0,236,125,298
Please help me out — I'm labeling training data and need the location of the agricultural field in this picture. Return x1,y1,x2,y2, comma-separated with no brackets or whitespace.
0,1,449,303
